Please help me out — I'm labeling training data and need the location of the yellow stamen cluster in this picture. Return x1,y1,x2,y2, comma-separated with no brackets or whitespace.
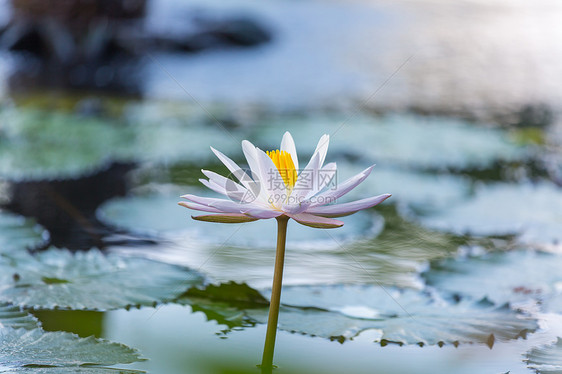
266,149,297,188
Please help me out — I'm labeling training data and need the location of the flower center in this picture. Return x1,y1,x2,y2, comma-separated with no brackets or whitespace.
266,149,297,188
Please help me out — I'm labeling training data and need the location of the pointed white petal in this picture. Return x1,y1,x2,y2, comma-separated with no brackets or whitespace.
313,134,329,168
280,131,299,172
210,147,253,190
199,178,227,196
241,140,271,204
306,194,391,217
255,147,286,206
313,162,337,196
201,170,254,203
178,201,222,213
310,165,375,207
289,212,344,229
181,194,260,213
292,151,321,201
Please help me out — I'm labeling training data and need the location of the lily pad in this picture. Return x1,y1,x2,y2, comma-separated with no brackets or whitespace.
0,303,40,330
180,283,536,346
527,338,562,374
423,250,562,312
253,114,527,170
0,247,204,310
122,102,241,165
0,210,49,254
0,108,134,181
416,182,562,249
0,328,143,373
261,285,536,346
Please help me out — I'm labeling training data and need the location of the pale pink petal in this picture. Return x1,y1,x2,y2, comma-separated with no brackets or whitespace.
178,201,222,213
309,165,374,207
243,208,284,219
181,194,260,213
289,212,344,229
192,213,258,224
280,131,299,171
306,194,391,217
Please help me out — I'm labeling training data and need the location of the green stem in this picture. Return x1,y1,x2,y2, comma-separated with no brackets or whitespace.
260,215,289,373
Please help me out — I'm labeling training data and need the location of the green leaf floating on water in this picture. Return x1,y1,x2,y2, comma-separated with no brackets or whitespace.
423,250,562,312
0,303,40,330
0,210,48,255
0,328,144,373
0,247,204,310
416,182,562,249
526,338,562,374
178,283,536,346
253,114,527,169
0,108,134,181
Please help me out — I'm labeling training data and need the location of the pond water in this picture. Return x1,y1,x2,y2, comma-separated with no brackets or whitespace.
1,0,562,373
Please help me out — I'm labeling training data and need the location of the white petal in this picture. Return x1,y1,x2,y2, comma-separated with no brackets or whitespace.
289,212,344,229
201,170,254,203
313,162,337,197
306,194,391,217
255,147,286,206
282,200,311,215
292,151,321,201
280,131,299,172
242,140,271,204
210,147,253,190
309,165,375,207
242,208,284,219
313,134,330,168
178,201,223,213
181,194,260,213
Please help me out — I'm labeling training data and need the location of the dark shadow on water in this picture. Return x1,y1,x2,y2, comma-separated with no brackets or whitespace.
1,161,151,250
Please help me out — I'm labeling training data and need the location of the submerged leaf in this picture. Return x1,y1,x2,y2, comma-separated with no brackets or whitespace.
0,328,143,372
424,250,562,312
0,303,40,330
526,338,562,374
178,282,269,329
0,247,204,310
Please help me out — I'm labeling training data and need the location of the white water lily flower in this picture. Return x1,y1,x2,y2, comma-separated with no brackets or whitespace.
179,132,391,229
